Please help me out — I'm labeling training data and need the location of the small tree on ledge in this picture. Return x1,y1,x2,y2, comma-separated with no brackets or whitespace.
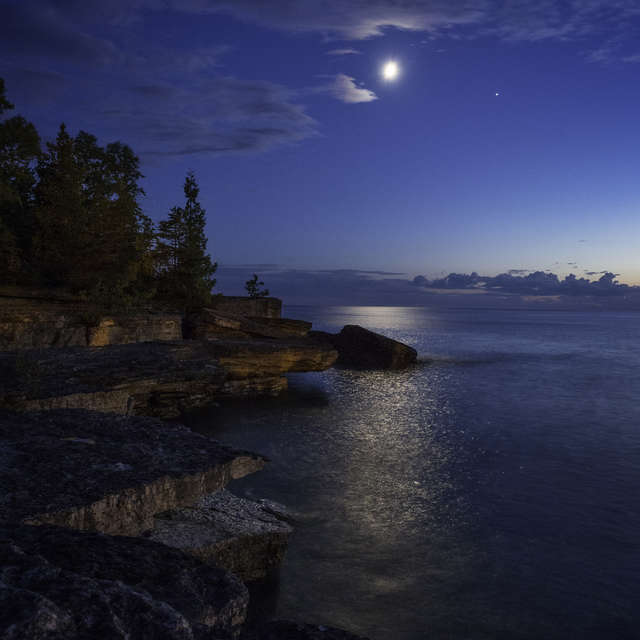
245,274,269,298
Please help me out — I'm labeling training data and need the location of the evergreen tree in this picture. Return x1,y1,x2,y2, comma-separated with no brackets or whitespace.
34,124,152,307
0,78,13,115
245,274,269,298
0,79,40,283
156,171,217,309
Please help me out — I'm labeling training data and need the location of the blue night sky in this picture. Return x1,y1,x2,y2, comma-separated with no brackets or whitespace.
3,1,640,301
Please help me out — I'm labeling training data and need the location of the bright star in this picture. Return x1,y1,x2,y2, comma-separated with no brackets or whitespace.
382,60,399,81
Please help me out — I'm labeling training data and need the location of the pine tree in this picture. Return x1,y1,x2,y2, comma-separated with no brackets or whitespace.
155,171,217,309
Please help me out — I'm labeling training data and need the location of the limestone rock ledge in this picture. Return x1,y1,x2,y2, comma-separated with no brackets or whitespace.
0,295,182,350
0,339,338,418
185,308,312,341
0,523,248,639
0,409,264,536
151,489,293,582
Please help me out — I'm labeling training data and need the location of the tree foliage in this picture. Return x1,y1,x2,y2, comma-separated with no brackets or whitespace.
33,125,152,306
245,274,269,298
0,78,13,115
0,84,40,283
155,171,217,309
0,79,221,312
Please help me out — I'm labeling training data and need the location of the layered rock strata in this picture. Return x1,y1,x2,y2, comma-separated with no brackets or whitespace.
0,409,264,536
185,308,311,341
151,489,293,582
0,523,248,639
0,295,182,350
0,339,338,418
207,296,282,319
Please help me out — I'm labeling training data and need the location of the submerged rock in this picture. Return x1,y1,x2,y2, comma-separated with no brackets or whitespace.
0,523,248,639
151,489,293,582
0,339,338,417
0,409,264,535
310,325,417,370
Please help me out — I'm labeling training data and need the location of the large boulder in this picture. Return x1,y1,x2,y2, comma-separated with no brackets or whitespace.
151,490,293,582
0,523,249,639
311,325,417,370
0,409,264,535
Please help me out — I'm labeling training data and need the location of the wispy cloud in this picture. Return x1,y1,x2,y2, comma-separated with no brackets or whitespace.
326,48,361,55
326,74,378,104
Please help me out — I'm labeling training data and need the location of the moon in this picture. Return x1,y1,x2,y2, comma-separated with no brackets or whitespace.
382,60,399,81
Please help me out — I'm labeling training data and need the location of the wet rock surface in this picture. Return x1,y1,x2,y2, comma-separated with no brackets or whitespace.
0,523,248,639
310,324,417,370
0,409,264,535
151,489,292,582
245,621,369,640
0,339,337,417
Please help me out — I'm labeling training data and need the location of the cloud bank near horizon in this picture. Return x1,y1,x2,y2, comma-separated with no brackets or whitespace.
214,265,640,308
412,270,634,297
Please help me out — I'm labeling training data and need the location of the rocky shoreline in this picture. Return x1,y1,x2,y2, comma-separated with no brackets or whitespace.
0,293,417,639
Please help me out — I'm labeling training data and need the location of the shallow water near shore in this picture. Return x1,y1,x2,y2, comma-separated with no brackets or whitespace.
191,306,640,639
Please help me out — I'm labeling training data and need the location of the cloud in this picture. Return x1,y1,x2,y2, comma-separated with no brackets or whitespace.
0,2,120,66
326,48,361,55
215,266,421,306
0,2,317,157
325,74,377,104
412,270,635,297
101,76,318,156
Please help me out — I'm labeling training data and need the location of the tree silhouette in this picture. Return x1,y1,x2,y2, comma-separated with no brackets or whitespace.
156,171,217,309
245,274,269,298
0,79,40,283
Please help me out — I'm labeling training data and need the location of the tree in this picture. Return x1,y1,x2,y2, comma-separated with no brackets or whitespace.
245,274,269,298
34,124,152,306
155,171,217,309
0,78,40,283
0,78,13,115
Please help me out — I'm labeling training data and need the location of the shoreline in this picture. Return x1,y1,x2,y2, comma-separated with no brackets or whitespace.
0,292,417,639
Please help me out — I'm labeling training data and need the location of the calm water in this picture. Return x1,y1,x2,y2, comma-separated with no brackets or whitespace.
191,307,640,639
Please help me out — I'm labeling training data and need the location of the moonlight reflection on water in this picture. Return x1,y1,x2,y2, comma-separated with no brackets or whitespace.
192,306,640,640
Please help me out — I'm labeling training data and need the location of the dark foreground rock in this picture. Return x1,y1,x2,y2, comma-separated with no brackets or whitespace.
246,621,369,640
311,325,417,370
0,339,338,417
0,524,248,639
151,490,293,582
0,409,264,535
